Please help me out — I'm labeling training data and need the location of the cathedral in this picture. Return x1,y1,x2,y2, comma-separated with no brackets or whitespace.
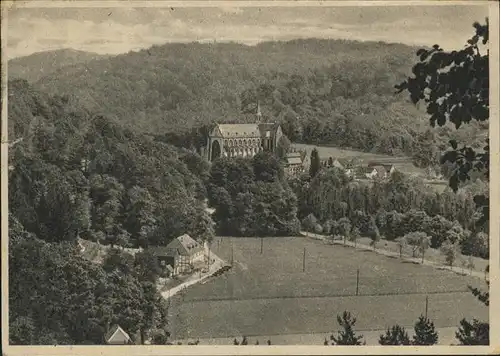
204,105,283,162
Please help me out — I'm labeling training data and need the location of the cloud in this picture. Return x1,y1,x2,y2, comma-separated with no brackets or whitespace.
5,5,489,59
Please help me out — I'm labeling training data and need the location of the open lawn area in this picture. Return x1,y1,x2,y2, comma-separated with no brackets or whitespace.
291,143,425,176
167,236,488,344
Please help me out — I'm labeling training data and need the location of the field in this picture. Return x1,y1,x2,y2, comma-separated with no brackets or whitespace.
167,236,488,344
292,143,425,175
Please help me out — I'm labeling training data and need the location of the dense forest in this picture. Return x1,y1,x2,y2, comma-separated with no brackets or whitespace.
8,49,109,83
7,80,214,344
292,167,488,258
8,39,487,169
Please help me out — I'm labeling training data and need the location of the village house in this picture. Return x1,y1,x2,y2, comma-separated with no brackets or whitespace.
105,325,133,345
151,234,204,276
368,162,396,176
321,157,354,177
284,151,304,176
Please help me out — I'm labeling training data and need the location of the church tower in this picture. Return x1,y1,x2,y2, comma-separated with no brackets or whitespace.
256,101,262,123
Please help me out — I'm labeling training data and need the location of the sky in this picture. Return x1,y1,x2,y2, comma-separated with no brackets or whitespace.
5,2,490,59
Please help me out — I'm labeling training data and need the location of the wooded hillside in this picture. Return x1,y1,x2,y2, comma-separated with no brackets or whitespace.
9,39,487,167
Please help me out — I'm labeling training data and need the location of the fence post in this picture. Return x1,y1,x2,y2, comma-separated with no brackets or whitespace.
425,295,429,319
303,247,306,272
356,269,360,296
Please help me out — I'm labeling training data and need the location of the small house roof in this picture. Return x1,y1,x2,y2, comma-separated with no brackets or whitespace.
166,234,202,256
372,165,388,176
331,159,344,169
105,325,131,344
359,166,375,174
287,157,303,165
285,152,303,165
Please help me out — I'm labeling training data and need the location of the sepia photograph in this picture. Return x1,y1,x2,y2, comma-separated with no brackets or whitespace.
1,0,498,354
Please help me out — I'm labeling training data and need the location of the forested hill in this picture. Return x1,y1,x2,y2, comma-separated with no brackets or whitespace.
7,78,221,344
12,39,487,165
8,49,110,83
29,40,424,137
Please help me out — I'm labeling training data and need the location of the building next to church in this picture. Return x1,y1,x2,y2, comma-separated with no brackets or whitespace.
204,105,283,162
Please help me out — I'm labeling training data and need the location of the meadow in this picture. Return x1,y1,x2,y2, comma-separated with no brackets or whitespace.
167,236,488,343
292,143,426,176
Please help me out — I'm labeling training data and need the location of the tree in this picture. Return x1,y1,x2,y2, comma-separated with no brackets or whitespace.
276,135,291,161
395,236,407,259
418,234,431,264
233,336,248,345
135,249,164,282
413,315,438,345
460,231,489,259
252,151,284,183
396,19,489,229
336,217,351,245
440,240,460,269
455,266,489,345
403,232,429,259
349,227,360,248
379,325,411,345
455,319,490,345
302,213,318,233
327,311,365,345
103,248,135,275
309,148,321,178
455,319,489,345
367,217,380,250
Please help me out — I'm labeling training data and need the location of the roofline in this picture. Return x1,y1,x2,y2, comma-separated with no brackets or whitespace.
107,326,131,343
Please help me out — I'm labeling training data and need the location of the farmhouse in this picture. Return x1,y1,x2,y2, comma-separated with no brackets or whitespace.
284,151,304,176
204,105,283,162
105,325,132,345
151,234,204,276
368,162,396,176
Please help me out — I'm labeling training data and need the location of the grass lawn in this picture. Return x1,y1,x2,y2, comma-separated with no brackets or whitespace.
167,236,488,342
291,143,405,162
355,236,489,275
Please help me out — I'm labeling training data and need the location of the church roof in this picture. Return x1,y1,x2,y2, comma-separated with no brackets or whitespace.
216,124,260,138
258,122,280,136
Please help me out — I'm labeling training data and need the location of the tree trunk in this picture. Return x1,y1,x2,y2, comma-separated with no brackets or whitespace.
399,246,402,258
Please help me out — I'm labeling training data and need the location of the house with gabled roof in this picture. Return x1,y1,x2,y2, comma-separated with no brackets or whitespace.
284,151,304,176
105,325,132,345
151,234,204,276
368,162,396,176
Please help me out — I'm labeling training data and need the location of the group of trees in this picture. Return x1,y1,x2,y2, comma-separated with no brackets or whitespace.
10,37,487,173
9,215,169,345
8,79,214,249
7,80,217,344
323,311,439,346
324,304,488,346
294,167,488,259
207,152,300,236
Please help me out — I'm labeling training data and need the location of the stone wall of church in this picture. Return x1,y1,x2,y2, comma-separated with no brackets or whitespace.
222,137,263,158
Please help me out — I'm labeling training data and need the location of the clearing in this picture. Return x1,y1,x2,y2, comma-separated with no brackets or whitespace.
167,236,488,345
